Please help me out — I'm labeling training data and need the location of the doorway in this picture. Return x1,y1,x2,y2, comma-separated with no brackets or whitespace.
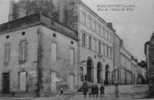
2,72,10,94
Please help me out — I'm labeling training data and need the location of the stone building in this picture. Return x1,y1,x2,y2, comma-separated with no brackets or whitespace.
0,14,78,96
77,1,114,85
119,45,134,84
112,31,123,84
8,0,140,88
145,32,154,94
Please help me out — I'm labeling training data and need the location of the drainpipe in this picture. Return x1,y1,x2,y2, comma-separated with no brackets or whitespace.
36,26,43,97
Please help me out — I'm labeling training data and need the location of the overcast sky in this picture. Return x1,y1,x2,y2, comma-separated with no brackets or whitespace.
0,0,154,61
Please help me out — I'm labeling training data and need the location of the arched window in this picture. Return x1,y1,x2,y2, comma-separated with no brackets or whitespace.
87,57,93,82
97,62,102,83
105,64,109,85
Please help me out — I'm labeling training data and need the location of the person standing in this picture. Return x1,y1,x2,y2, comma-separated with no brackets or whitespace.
115,83,119,98
60,88,64,95
100,84,105,96
82,81,88,98
95,85,98,97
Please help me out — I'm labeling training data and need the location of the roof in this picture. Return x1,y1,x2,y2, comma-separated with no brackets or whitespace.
0,13,78,40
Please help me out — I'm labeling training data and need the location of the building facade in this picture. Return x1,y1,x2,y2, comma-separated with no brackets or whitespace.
7,0,142,89
0,14,78,96
77,1,114,85
119,46,134,84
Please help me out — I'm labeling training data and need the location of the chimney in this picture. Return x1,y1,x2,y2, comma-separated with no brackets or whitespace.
107,22,115,32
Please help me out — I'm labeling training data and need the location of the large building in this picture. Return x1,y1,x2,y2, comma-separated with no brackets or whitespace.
0,14,78,96
9,0,115,85
5,0,142,95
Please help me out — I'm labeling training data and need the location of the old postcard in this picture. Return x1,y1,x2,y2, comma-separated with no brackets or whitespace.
0,0,153,100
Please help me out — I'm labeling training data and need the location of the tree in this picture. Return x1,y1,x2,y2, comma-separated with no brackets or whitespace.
138,60,147,69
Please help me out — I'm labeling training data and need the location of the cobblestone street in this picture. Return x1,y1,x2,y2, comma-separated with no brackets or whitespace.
0,85,148,100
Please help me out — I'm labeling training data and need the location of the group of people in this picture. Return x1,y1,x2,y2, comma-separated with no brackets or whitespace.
82,81,105,98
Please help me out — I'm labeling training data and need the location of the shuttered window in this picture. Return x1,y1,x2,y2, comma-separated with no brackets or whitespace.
19,40,28,64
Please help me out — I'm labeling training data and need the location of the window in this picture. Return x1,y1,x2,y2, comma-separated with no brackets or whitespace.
4,43,11,65
104,44,106,56
107,46,109,57
80,12,83,24
69,49,75,65
105,44,107,56
83,12,86,26
19,72,27,91
89,36,92,49
94,38,97,52
101,43,104,55
94,21,97,32
92,37,95,51
51,43,57,63
86,35,89,48
82,33,86,47
110,47,113,58
98,24,101,34
51,72,57,91
89,16,92,29
19,40,28,64
92,20,95,31
98,41,101,54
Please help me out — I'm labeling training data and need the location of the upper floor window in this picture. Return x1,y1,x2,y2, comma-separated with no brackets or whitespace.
69,48,75,65
19,40,28,64
83,12,86,26
94,38,97,52
101,43,104,55
82,33,86,47
51,42,57,63
98,41,101,54
94,21,97,32
92,20,95,31
104,44,107,57
110,47,113,58
86,35,89,48
4,43,11,65
89,16,92,29
89,36,92,49
98,24,101,34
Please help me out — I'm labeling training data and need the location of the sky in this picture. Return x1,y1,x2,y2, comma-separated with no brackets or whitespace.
0,0,154,61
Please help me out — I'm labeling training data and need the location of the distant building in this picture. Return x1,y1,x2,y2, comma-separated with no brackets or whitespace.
145,32,154,94
0,14,78,96
119,45,134,84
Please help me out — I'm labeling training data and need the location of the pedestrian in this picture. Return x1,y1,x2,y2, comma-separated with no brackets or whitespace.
93,84,97,97
88,85,92,96
82,81,88,98
60,88,64,95
95,85,98,97
115,83,119,98
92,85,95,96
100,84,105,96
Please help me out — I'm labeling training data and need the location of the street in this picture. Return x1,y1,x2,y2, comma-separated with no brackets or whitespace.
0,85,148,100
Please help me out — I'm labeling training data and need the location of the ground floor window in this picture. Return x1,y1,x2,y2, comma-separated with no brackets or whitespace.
19,72,27,91
2,72,10,93
51,72,56,92
68,74,75,90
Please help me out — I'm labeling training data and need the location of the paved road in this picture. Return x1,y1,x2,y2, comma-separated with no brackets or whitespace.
0,85,149,100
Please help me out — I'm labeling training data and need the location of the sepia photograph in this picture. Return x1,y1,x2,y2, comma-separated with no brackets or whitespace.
0,0,153,100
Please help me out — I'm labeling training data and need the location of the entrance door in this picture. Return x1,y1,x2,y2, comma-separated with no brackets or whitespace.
2,72,10,94
19,72,26,91
68,75,74,90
